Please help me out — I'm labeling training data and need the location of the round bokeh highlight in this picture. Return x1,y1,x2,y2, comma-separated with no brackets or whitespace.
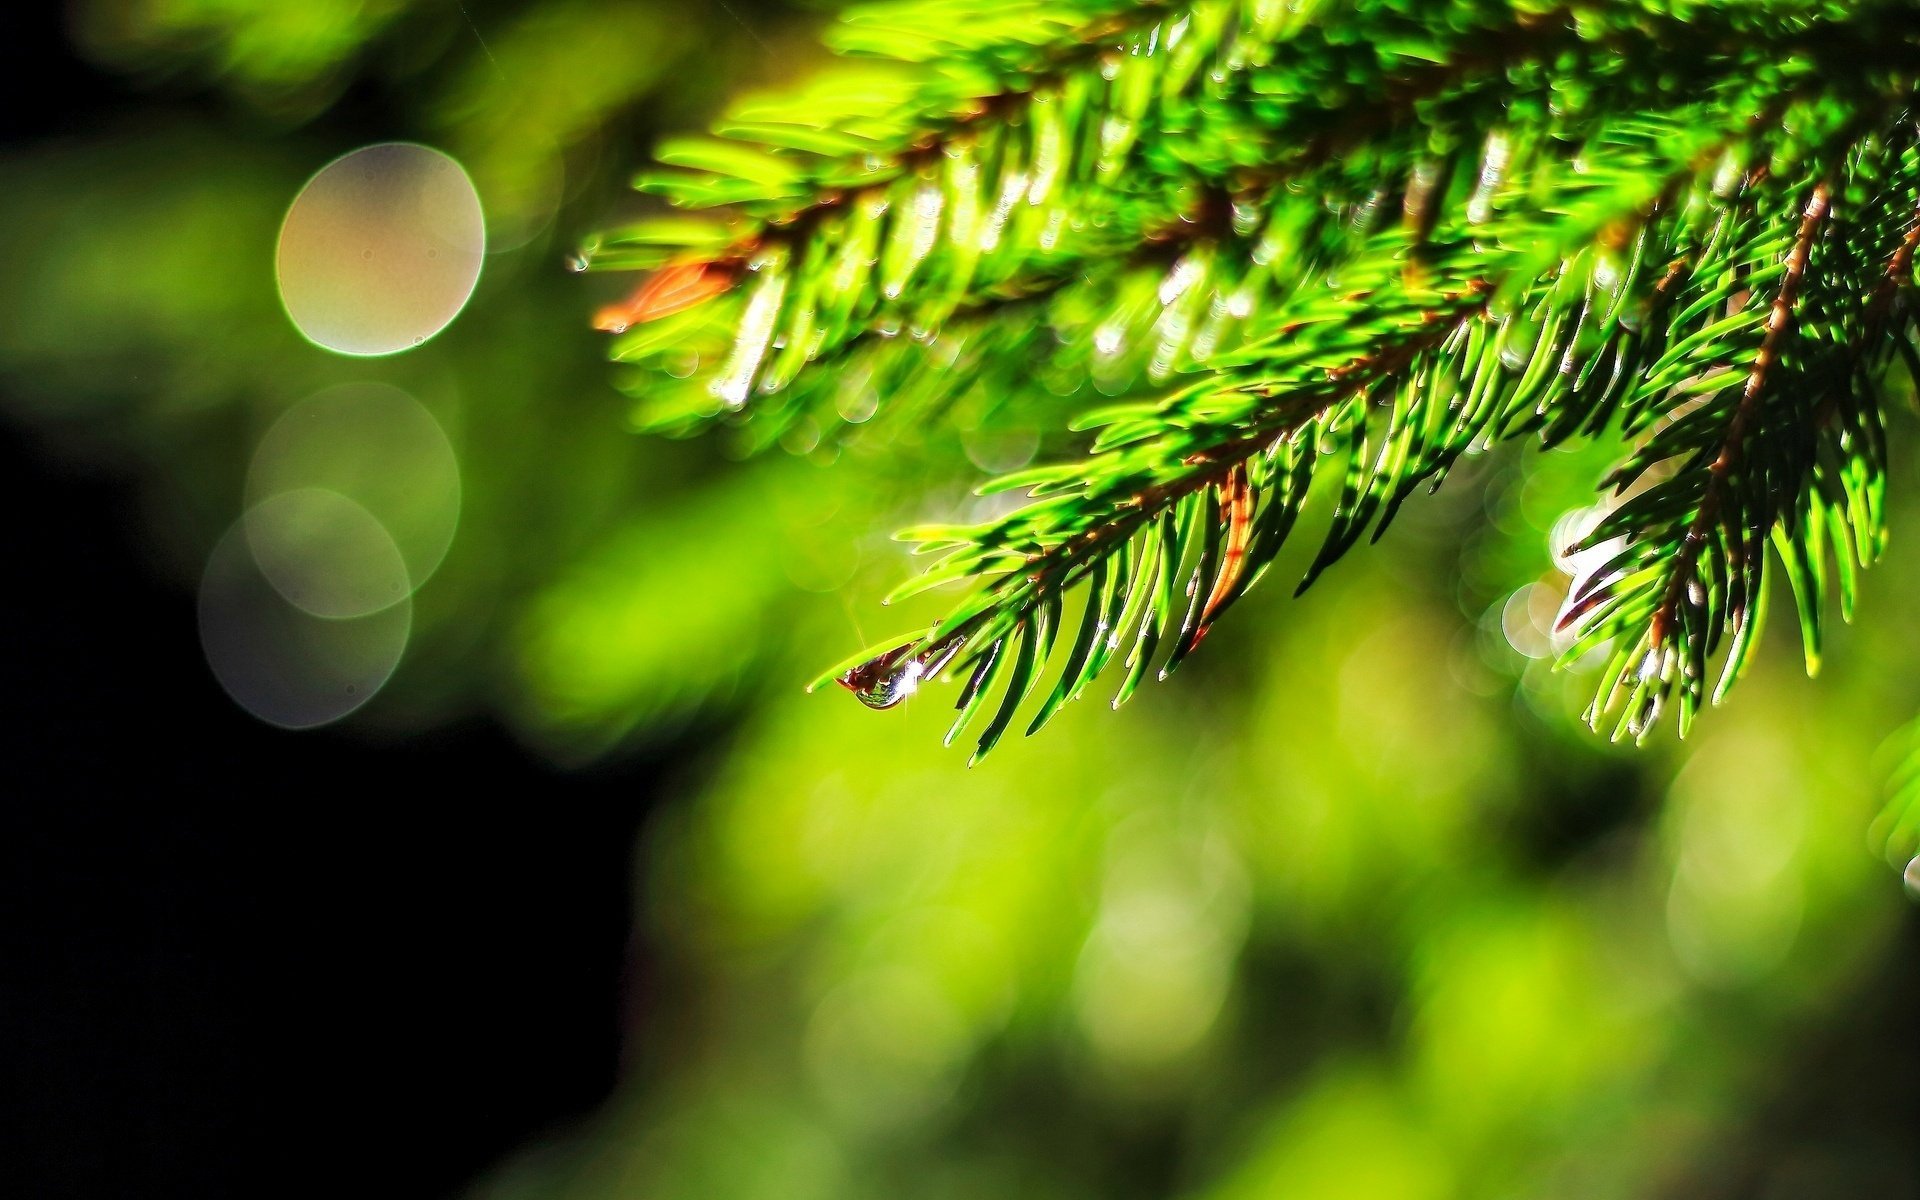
247,382,462,600
199,509,413,730
276,142,486,356
243,487,413,621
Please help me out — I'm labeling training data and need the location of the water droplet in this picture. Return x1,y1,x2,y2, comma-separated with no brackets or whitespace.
1905,855,1920,898
836,635,965,710
837,643,921,710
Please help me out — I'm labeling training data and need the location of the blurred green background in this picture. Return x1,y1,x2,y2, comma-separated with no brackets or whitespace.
2,1,1917,1197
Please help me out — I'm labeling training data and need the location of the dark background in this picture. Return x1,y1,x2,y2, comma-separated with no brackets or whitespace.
0,384,664,1200
0,8,672,1197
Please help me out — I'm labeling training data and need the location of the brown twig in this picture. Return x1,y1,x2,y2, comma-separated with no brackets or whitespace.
1646,181,1831,650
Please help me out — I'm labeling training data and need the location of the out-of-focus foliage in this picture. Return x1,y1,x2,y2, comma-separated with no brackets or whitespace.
1877,718,1920,881
71,0,415,116
2,2,1917,1198
476,490,1920,1200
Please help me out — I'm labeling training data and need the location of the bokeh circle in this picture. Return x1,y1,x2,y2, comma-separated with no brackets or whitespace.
247,382,461,597
243,487,413,620
276,142,486,356
199,510,412,730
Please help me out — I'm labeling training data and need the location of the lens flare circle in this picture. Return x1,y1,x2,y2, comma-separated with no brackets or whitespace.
199,513,412,730
276,142,485,356
243,488,412,620
248,382,461,595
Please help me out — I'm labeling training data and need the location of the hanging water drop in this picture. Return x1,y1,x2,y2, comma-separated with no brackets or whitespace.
835,635,965,710
1905,854,1920,898
837,643,923,709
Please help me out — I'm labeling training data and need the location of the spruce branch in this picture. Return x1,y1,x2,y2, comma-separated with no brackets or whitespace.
1567,121,1920,739
814,109,1766,760
586,1,1880,441
582,0,1298,432
588,0,1920,760
1568,179,1834,738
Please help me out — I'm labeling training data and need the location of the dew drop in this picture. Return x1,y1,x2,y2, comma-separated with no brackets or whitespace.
837,643,923,710
836,635,966,710
1905,855,1920,898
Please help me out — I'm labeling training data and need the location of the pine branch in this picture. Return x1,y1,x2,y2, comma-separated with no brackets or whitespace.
1568,180,1833,738
586,0,1920,760
582,0,1291,429
813,109,1763,758
827,94,1920,759
1566,121,1920,739
588,1,1904,442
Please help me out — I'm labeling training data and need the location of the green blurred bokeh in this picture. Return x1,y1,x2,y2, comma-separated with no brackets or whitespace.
3,1,1916,1196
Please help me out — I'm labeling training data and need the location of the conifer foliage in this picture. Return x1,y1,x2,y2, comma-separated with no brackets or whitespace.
581,1,1920,771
